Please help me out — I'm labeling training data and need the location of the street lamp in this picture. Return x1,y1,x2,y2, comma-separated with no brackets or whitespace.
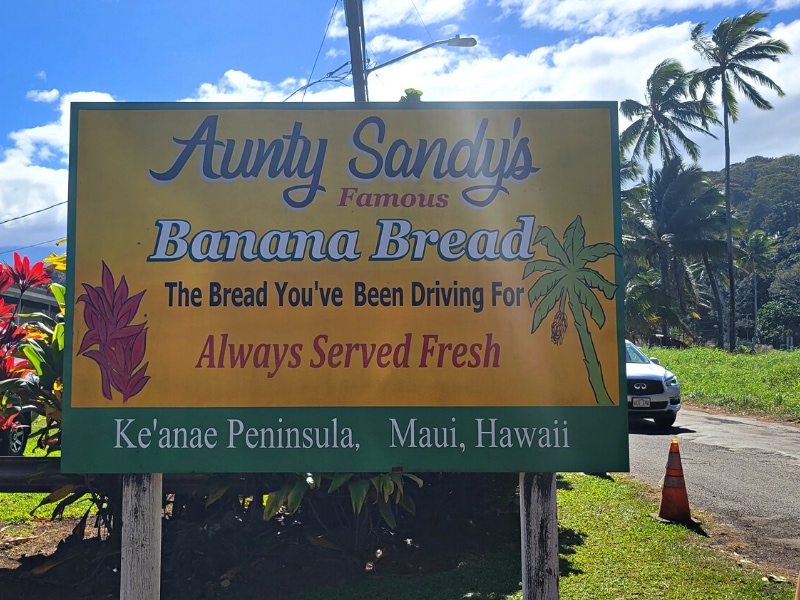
362,36,478,101
366,35,477,78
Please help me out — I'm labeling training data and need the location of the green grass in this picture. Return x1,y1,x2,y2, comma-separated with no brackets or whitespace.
283,473,794,600
555,474,792,599
645,347,800,420
0,418,89,530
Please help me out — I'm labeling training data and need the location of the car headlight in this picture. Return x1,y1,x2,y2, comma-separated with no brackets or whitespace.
664,372,678,386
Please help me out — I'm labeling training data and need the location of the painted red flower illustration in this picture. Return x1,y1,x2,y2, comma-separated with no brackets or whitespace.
76,262,150,402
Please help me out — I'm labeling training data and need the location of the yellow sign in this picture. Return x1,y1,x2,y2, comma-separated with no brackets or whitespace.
69,103,621,411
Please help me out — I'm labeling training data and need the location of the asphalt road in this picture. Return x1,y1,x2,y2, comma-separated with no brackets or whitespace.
627,407,800,573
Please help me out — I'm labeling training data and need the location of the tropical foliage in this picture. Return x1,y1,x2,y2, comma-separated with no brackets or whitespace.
691,10,791,350
620,58,717,163
620,11,791,349
0,253,63,453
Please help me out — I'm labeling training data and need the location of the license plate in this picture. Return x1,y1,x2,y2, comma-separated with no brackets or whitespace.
632,397,651,408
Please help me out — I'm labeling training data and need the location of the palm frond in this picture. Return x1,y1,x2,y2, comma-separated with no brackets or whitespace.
573,283,606,329
532,226,570,265
526,271,567,307
578,269,618,300
530,287,563,334
522,259,564,280
577,242,620,266
563,216,586,264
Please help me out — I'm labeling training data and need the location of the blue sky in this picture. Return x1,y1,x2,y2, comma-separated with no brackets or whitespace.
1,0,799,263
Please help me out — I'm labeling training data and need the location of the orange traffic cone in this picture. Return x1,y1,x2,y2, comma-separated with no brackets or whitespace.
651,438,695,525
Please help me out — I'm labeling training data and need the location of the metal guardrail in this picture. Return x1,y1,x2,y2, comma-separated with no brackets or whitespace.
0,457,81,492
0,457,257,494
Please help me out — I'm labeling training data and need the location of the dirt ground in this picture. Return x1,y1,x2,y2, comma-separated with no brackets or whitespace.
1,485,798,600
0,491,522,600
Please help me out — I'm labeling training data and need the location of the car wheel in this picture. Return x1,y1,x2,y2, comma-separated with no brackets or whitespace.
653,413,677,429
0,425,28,456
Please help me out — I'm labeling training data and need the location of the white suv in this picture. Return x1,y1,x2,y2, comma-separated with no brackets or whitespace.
625,340,681,429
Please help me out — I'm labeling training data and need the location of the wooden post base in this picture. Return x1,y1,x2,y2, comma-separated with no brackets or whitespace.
121,473,163,600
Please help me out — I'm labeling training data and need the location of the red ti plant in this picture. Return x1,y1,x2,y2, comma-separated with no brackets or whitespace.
0,254,53,449
76,262,150,402
7,252,51,295
0,252,50,358
0,299,26,352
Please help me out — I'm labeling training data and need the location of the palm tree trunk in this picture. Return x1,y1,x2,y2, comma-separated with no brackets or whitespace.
753,272,758,343
660,255,671,337
568,295,614,405
673,256,687,315
702,251,725,348
723,96,736,351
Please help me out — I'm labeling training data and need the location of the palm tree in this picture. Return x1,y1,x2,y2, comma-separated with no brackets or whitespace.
691,11,790,351
620,59,718,164
624,271,686,342
736,230,777,341
622,157,728,341
522,216,619,405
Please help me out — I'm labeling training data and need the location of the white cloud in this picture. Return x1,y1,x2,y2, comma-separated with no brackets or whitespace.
440,23,461,36
496,0,758,33
367,34,422,55
25,89,60,103
7,91,114,166
773,0,800,9
362,22,699,104
183,69,358,103
183,69,296,102
0,91,114,248
330,0,471,37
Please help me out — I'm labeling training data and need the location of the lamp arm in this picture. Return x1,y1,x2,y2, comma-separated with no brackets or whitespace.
366,40,448,76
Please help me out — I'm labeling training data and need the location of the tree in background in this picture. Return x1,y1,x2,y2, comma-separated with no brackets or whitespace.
691,11,790,351
757,261,800,347
399,88,423,102
736,230,776,341
620,59,717,164
624,272,686,341
622,157,727,338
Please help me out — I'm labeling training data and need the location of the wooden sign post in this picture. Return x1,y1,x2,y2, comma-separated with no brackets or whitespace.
520,472,559,599
120,473,163,600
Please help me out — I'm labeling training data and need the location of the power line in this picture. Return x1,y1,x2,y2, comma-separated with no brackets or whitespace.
410,0,438,47
302,0,341,102
409,0,452,74
283,63,350,102
0,201,67,226
0,237,65,257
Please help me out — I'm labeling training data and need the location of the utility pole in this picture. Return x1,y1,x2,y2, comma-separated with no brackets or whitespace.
344,0,367,102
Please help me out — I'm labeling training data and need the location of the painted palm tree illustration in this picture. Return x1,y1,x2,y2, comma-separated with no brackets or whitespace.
523,216,620,405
